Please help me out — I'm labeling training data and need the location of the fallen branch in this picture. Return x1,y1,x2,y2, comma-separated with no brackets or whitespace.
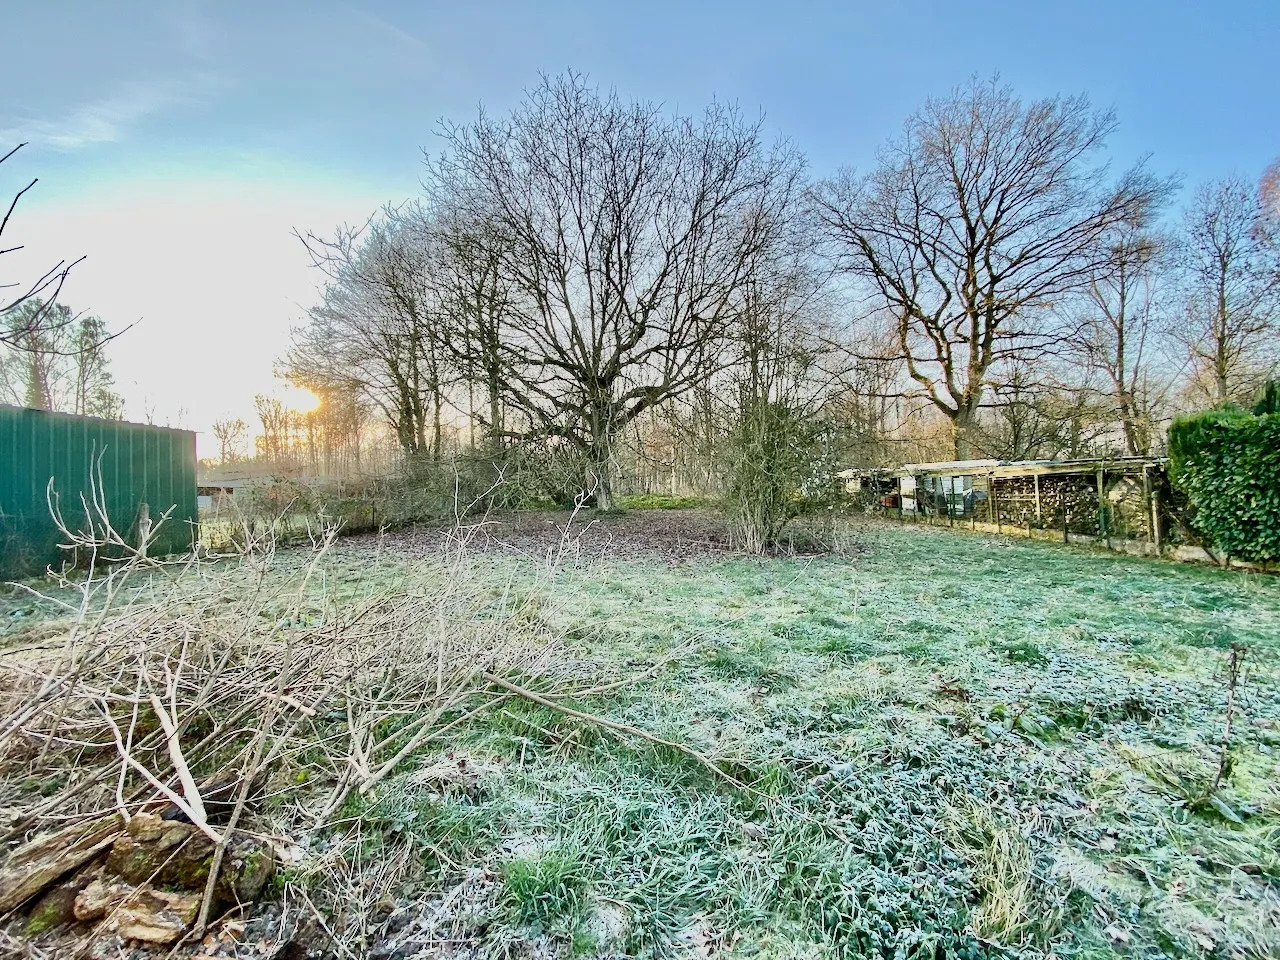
479,671,745,790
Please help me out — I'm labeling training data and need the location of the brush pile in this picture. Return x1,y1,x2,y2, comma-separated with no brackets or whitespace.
0,512,569,957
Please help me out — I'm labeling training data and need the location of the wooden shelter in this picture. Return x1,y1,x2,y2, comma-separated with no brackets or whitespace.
839,456,1169,548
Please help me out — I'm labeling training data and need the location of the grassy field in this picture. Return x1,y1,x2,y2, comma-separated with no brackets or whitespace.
3,512,1279,959
289,514,1279,959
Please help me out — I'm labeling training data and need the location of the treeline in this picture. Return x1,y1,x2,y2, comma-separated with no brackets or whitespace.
0,299,122,418
273,74,1279,507
1,144,124,422
211,391,391,478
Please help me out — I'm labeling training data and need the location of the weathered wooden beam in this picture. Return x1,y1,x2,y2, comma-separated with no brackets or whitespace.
1096,468,1108,542
1151,474,1162,552
0,817,121,913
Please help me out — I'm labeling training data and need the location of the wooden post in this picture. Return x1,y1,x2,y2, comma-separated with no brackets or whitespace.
1150,475,1162,553
993,477,1002,534
1141,467,1153,545
1062,482,1070,543
947,477,954,526
1096,467,1108,544
1033,474,1042,526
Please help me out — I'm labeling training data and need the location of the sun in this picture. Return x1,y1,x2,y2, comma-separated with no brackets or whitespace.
282,384,322,415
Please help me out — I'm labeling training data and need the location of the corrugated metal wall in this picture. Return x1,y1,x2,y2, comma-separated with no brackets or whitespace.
0,405,197,579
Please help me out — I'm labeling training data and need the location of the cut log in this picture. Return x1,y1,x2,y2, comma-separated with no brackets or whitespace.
74,878,201,944
0,816,121,913
104,812,275,906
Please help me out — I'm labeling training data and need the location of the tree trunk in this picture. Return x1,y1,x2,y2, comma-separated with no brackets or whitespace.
432,391,443,460
488,369,503,451
1118,391,1141,457
951,410,976,460
587,437,614,510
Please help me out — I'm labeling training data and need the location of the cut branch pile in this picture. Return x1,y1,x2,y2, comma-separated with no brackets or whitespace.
0,502,583,954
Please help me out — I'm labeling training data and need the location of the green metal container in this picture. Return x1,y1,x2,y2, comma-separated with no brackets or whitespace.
0,404,197,579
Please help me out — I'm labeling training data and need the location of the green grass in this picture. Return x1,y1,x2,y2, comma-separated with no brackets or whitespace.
11,517,1279,958
501,846,591,934
357,522,1280,956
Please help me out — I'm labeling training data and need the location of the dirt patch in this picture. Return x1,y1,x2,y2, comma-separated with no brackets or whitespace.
359,508,740,564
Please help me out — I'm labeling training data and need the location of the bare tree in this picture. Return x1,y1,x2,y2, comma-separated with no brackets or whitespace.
212,417,249,463
429,72,804,508
1074,224,1171,454
1258,158,1280,253
1,144,89,352
290,209,454,458
254,395,291,466
980,361,1113,460
827,322,906,468
433,211,515,449
70,315,124,418
1175,176,1280,406
813,78,1170,458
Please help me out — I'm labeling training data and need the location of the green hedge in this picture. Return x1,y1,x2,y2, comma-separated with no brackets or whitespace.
1168,407,1280,562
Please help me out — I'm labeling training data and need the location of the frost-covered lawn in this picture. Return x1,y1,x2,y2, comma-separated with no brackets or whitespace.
326,516,1280,958
4,514,1277,958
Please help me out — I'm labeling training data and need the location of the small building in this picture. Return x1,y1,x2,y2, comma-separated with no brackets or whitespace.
840,455,1169,547
196,476,255,512
0,405,198,578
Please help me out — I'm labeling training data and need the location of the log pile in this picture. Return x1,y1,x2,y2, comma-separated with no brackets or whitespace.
2,811,274,947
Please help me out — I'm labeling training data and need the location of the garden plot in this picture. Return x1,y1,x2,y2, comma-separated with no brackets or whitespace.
2,512,1278,959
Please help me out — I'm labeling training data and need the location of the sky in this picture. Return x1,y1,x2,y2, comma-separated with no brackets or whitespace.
2,0,1277,457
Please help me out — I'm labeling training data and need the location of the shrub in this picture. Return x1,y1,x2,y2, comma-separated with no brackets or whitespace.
1253,379,1280,416
1168,405,1280,562
723,398,838,554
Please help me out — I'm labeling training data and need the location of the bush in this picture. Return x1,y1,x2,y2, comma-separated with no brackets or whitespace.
1168,405,1280,562
1253,379,1280,416
723,398,838,554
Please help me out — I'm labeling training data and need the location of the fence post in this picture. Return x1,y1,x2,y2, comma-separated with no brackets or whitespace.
1150,474,1162,553
1096,467,1108,544
1062,484,1070,543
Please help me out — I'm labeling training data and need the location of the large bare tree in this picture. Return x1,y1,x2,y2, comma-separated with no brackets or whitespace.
1175,175,1279,406
290,209,455,458
813,78,1169,458
429,72,804,507
1074,223,1170,455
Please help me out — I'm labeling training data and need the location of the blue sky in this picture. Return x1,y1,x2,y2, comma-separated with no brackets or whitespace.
2,0,1277,450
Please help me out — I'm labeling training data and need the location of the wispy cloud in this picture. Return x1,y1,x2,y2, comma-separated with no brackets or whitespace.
356,9,429,52
1,75,220,151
